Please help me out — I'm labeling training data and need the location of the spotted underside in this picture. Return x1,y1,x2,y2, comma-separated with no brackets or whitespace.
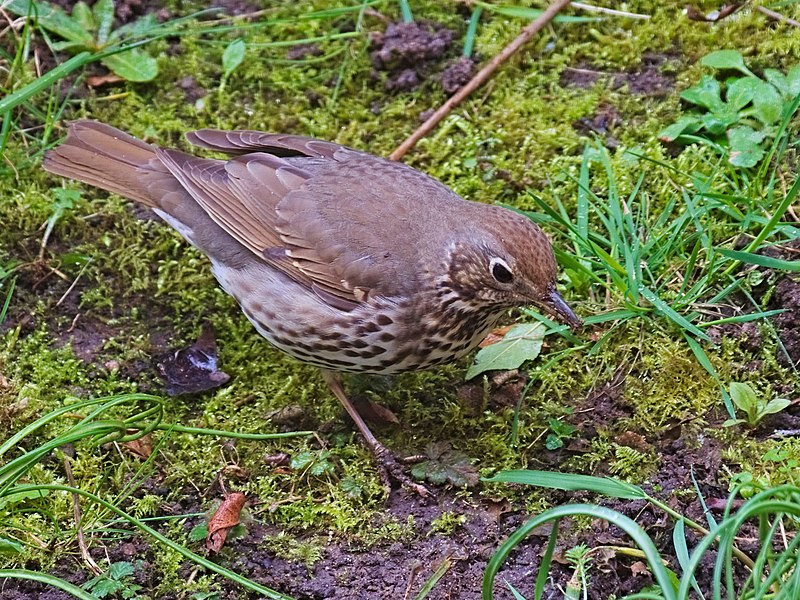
213,260,507,375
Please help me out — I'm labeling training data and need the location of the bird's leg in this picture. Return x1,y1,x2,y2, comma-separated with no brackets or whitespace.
320,369,431,497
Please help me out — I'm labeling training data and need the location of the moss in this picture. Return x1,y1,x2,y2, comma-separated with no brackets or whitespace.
428,511,467,536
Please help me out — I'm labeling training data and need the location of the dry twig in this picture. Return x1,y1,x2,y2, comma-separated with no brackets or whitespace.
63,452,103,576
756,5,800,28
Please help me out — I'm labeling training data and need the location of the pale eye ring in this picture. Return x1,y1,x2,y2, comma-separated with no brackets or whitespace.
489,257,514,284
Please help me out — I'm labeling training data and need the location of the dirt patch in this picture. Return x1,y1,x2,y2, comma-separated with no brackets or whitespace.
710,239,800,369
370,21,457,92
441,56,476,94
613,53,676,97
771,276,800,368
575,369,631,440
573,102,622,148
561,53,677,97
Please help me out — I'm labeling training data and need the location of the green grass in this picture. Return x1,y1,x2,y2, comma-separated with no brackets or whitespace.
484,470,800,600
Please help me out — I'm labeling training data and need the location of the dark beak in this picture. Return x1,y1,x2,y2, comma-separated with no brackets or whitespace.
541,289,581,330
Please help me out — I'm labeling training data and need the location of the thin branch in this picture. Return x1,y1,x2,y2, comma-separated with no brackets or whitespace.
571,2,650,19
756,5,800,28
63,453,103,576
389,0,573,161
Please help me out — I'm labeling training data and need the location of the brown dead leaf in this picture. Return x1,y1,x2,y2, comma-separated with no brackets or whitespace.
221,465,250,480
479,325,513,348
122,434,153,459
206,492,246,553
157,323,230,396
86,73,125,87
263,452,290,467
686,4,743,22
614,431,650,452
352,397,400,424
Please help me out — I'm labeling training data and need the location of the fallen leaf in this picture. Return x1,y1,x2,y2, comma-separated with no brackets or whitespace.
122,434,152,459
614,431,650,452
351,396,400,424
479,325,513,348
206,492,246,553
158,323,230,396
263,453,290,467
86,73,125,87
221,465,250,480
466,323,545,379
686,4,743,22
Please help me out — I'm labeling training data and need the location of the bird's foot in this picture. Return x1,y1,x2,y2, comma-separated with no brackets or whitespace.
371,442,432,498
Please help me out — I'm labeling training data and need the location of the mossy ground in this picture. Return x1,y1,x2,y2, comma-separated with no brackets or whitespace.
1,1,799,598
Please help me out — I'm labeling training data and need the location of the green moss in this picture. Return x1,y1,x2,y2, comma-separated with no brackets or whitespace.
428,511,467,537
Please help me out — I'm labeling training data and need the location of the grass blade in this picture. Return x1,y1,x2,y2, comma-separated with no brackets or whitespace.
716,248,800,272
0,569,96,600
484,470,646,499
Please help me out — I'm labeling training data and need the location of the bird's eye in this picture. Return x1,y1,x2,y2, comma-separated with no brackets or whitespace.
490,258,514,284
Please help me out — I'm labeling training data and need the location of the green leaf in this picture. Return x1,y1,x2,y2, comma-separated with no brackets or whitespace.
785,65,800,98
725,76,759,110
110,14,159,40
762,398,791,416
700,49,754,77
222,39,246,78
0,488,48,509
505,581,528,600
700,109,737,135
658,115,702,141
545,434,564,450
411,442,478,487
751,80,783,124
484,470,646,500
92,0,115,45
188,523,208,542
289,451,314,470
473,2,599,22
109,561,135,580
339,476,363,498
83,576,122,598
730,382,758,412
3,0,94,45
309,454,334,476
52,39,89,52
681,75,724,111
727,125,767,168
764,69,788,97
71,2,94,33
465,323,545,379
0,537,24,554
101,49,158,82
638,285,710,341
716,248,800,272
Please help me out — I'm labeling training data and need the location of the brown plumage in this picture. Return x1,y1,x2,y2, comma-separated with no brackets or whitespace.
43,120,580,493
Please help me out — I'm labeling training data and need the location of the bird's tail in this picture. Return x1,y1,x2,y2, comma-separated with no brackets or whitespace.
43,120,173,208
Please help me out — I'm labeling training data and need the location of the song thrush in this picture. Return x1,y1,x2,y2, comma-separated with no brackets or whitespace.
43,121,580,494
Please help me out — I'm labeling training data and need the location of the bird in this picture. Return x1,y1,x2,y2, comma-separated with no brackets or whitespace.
43,120,580,494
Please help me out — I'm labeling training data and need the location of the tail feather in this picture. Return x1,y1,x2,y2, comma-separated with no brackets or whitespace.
43,120,172,208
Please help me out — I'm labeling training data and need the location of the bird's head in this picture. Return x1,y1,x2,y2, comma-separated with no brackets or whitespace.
447,206,581,329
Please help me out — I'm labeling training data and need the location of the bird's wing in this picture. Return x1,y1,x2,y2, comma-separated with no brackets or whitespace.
185,130,345,159
157,133,463,310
